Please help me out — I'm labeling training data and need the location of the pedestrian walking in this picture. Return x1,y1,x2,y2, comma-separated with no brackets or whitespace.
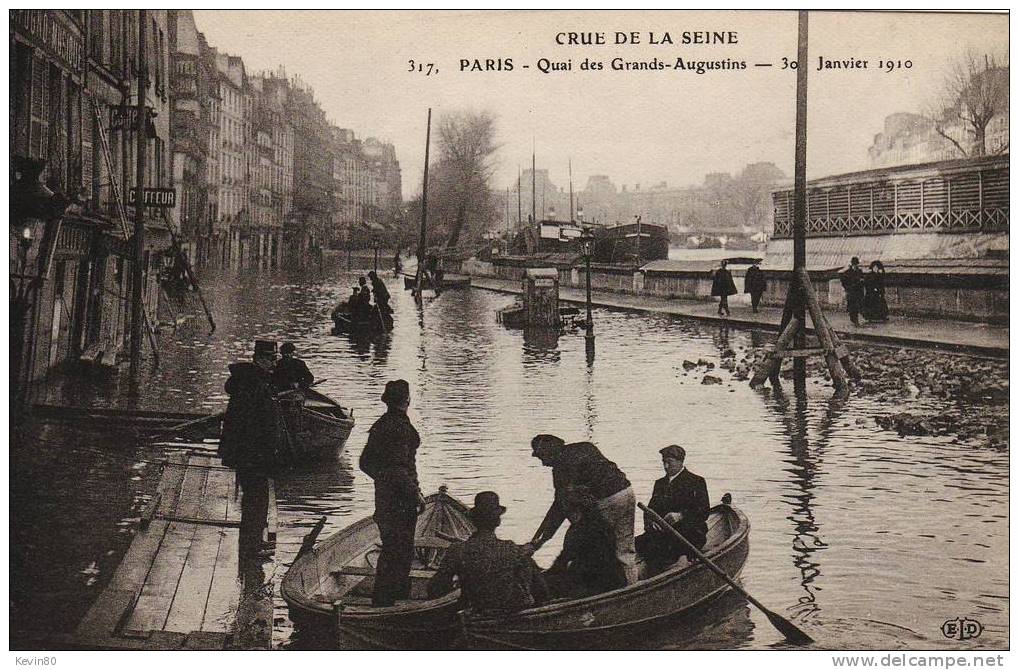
840,257,866,326
221,340,281,557
744,261,767,313
710,260,738,317
862,260,889,323
358,379,425,606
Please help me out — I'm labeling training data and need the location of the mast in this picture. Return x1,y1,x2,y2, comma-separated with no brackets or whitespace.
531,149,536,225
517,165,522,225
416,107,432,300
569,159,574,222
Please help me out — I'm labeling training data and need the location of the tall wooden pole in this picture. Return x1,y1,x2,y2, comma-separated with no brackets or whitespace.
792,11,809,391
531,149,536,225
569,159,574,222
415,108,431,300
517,166,522,226
129,9,148,378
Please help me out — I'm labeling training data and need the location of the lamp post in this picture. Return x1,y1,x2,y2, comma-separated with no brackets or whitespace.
580,226,596,364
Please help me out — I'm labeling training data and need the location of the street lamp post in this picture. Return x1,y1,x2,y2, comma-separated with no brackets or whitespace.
580,222,595,364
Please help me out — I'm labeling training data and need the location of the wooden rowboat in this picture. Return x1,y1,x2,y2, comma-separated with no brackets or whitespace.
331,307,391,335
279,388,355,462
461,500,749,650
280,489,474,649
402,273,472,292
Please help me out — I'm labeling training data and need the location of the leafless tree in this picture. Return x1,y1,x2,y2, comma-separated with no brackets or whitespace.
434,110,500,247
928,51,1009,157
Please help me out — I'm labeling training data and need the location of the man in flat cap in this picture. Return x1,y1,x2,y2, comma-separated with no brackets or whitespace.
359,379,426,606
635,445,710,572
221,340,280,556
526,434,638,584
428,491,548,613
272,341,314,393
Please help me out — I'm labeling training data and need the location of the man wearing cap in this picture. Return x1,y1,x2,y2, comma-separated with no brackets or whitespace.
840,257,865,326
526,435,638,585
428,491,548,613
635,445,710,571
221,340,281,555
272,342,314,392
359,379,425,606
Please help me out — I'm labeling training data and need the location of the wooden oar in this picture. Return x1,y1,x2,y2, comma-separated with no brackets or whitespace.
144,411,224,439
296,516,327,559
638,503,814,645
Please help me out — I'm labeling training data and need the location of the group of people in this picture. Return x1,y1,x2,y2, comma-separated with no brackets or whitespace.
840,256,889,326
710,260,768,316
360,380,712,612
220,340,316,555
333,271,392,326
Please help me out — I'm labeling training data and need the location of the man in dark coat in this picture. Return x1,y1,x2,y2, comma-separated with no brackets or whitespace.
359,379,425,606
710,260,738,316
272,342,314,392
354,276,372,320
428,491,548,613
221,340,280,556
526,435,638,584
368,271,393,328
635,445,710,571
544,485,627,598
744,261,767,313
840,257,865,326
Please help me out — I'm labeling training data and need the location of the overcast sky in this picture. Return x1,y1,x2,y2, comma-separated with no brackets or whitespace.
193,10,1007,198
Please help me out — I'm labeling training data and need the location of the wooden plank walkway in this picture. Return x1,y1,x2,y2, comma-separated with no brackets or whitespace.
70,451,277,650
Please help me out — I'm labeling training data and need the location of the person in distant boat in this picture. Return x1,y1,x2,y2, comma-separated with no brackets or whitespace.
862,260,889,323
428,491,548,613
744,260,767,314
368,271,392,322
840,257,866,326
354,276,372,320
272,342,314,392
710,260,738,317
543,485,627,598
525,434,638,585
221,340,280,557
635,445,710,571
359,380,426,606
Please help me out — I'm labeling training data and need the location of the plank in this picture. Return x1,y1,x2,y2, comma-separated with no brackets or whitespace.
174,461,211,520
774,347,825,358
164,525,225,633
73,588,138,640
184,631,229,650
157,455,188,516
123,522,198,633
199,467,233,523
265,478,278,543
202,528,240,633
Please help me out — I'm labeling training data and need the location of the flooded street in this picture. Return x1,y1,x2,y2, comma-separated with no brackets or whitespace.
13,270,1008,650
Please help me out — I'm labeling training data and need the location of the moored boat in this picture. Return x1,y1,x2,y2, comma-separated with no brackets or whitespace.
278,387,355,462
402,273,472,291
331,306,391,334
593,220,670,264
280,489,474,648
461,500,749,650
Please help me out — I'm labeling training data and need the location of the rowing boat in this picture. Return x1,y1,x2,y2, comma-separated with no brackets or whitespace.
402,273,472,291
279,388,355,462
461,499,749,650
281,488,474,648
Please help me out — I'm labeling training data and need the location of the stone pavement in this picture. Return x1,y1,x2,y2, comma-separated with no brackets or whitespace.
470,277,1009,358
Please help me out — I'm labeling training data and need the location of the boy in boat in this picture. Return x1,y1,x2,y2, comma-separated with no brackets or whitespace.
359,380,426,606
635,445,710,572
221,340,281,557
525,435,638,585
272,342,314,392
543,485,627,598
427,491,549,613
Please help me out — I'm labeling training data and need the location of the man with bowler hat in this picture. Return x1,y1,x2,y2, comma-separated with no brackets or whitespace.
635,445,710,571
526,434,638,584
428,491,548,613
359,379,425,606
221,340,280,556
840,257,866,326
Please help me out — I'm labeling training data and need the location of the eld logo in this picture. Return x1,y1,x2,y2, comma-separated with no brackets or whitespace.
941,618,983,641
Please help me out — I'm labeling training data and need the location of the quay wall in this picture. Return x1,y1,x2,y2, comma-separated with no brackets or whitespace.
480,257,1007,324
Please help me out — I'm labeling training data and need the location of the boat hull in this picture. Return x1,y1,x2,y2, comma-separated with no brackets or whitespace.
280,389,355,462
593,222,670,264
463,504,749,650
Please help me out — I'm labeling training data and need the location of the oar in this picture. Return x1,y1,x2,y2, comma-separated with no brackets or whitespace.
144,411,224,439
638,503,814,645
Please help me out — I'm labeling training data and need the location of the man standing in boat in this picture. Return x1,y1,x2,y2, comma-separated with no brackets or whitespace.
359,379,426,606
428,491,548,613
525,435,638,585
221,340,281,557
368,271,393,328
272,342,314,392
635,445,710,571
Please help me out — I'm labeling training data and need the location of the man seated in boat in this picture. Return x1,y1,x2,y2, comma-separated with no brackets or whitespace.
272,342,314,393
427,491,549,614
543,485,627,599
525,435,638,585
635,445,710,573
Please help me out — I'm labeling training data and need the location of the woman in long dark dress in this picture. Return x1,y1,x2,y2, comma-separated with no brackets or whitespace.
862,260,889,323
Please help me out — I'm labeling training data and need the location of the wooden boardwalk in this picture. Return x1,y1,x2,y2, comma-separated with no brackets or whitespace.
70,452,277,650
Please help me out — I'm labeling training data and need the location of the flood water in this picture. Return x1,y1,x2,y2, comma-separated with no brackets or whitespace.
13,270,1008,650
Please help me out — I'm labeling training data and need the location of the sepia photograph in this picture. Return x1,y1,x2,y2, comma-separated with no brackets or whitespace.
7,8,1010,660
